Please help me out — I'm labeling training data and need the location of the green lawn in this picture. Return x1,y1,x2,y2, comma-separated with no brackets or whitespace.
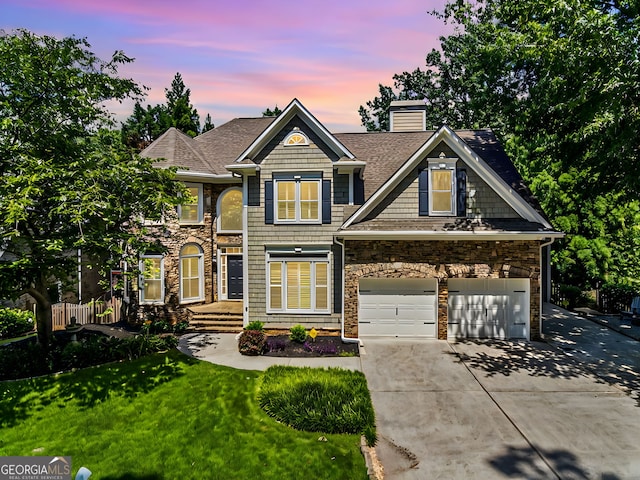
0,350,369,479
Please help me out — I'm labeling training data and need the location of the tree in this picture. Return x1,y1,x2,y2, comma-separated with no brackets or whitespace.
121,102,171,150
121,72,206,149
0,30,186,345
359,0,640,289
165,72,200,136
262,105,282,117
202,113,215,133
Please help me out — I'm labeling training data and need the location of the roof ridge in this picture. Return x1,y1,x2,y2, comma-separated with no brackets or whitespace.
170,127,219,173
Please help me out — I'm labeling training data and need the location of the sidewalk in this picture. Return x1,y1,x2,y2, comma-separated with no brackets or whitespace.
178,332,362,371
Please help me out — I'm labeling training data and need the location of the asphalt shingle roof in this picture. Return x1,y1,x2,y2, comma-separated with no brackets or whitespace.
140,118,546,226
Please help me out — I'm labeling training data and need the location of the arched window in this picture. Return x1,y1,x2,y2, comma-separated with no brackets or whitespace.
180,243,204,302
218,188,243,232
284,130,309,146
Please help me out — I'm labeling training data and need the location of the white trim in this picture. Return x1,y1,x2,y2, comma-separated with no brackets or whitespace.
218,246,243,300
335,160,367,175
234,98,355,162
175,171,241,183
178,183,204,224
139,255,164,305
242,176,249,326
266,251,331,314
217,187,243,233
179,243,205,303
336,231,565,241
342,126,553,229
224,164,260,176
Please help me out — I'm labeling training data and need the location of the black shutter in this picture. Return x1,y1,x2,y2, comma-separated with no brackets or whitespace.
322,179,331,224
456,169,467,217
248,173,260,207
354,174,365,204
265,180,273,224
418,169,429,216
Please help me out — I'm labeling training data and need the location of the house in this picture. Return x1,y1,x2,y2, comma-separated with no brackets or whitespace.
138,98,562,340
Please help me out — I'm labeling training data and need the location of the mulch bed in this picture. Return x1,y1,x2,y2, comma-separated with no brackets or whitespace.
263,335,359,357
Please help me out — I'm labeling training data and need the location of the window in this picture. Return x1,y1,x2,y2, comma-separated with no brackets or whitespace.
431,169,454,213
284,130,309,146
178,183,203,224
218,188,242,232
139,255,164,304
180,244,204,302
267,255,330,313
428,159,456,216
275,178,321,223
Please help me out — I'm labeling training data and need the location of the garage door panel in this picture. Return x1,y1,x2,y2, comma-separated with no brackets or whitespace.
448,279,529,340
359,279,437,337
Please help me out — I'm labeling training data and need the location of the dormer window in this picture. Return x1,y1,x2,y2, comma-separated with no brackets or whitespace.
429,161,456,215
284,129,309,146
419,158,466,217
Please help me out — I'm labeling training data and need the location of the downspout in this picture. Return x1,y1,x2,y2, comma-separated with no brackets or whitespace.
539,237,555,338
334,237,359,344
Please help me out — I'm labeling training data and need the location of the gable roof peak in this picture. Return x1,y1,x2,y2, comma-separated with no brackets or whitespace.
232,98,355,163
341,126,552,229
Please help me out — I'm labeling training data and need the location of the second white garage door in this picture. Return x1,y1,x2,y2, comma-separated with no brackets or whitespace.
448,278,530,340
358,278,438,337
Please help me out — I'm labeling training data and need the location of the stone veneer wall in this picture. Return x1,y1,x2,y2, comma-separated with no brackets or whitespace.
344,239,541,340
138,183,236,324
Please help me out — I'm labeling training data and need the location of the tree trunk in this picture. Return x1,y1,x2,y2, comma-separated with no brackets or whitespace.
28,282,53,347
36,298,53,346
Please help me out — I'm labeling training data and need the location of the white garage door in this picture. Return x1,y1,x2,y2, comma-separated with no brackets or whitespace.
359,278,438,337
448,278,529,340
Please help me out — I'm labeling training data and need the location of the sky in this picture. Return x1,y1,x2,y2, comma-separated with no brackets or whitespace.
2,0,452,132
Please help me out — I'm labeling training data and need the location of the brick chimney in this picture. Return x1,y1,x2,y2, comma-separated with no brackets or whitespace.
389,100,427,132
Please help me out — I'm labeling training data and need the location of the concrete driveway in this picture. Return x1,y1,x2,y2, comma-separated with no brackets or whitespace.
360,336,640,479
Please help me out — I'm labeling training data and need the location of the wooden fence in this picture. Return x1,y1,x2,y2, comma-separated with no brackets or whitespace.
52,298,123,331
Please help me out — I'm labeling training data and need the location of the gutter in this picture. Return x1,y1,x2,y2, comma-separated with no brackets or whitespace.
175,171,241,184
539,236,557,338
334,237,360,345
336,230,565,241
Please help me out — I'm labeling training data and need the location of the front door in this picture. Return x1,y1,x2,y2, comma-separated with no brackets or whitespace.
227,255,243,300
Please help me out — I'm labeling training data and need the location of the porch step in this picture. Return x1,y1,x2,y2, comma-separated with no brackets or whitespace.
187,302,244,333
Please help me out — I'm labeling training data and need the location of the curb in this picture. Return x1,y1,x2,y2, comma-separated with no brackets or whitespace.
360,436,384,480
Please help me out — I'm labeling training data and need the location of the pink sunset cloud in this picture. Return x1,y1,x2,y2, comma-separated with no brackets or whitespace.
3,0,452,131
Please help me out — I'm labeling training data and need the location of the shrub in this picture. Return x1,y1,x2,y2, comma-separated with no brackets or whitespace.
559,284,582,310
0,332,179,380
173,321,189,334
258,365,377,446
245,320,265,332
0,307,35,339
238,330,267,356
289,324,307,343
0,341,52,380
